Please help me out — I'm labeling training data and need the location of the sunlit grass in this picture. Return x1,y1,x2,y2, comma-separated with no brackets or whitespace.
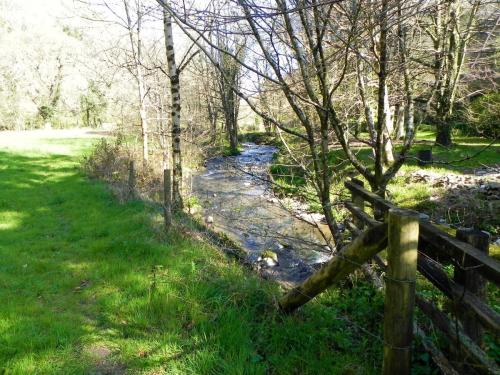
271,129,498,213
0,132,385,374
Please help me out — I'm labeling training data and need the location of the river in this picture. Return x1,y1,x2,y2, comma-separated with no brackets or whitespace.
193,143,333,286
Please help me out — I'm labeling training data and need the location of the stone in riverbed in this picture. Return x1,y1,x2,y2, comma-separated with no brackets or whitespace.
263,258,278,267
258,250,279,267
278,242,292,249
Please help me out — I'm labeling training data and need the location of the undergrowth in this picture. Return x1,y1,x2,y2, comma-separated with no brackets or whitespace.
0,133,396,374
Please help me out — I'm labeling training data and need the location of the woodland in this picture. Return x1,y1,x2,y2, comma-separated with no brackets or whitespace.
0,0,498,373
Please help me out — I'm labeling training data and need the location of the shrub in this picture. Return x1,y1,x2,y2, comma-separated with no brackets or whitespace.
463,92,500,138
81,136,127,181
81,135,163,203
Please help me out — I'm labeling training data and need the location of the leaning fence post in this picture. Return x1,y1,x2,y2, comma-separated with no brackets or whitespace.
383,208,419,375
454,228,490,346
128,160,135,198
351,178,365,230
164,169,172,230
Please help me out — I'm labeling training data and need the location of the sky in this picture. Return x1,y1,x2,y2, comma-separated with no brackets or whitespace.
6,0,67,26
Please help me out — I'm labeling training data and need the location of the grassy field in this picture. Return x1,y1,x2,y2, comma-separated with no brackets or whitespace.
270,130,499,236
0,132,391,374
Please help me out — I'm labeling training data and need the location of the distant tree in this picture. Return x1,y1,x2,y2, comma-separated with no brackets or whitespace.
196,54,221,142
123,0,150,164
80,80,107,128
213,30,246,155
36,56,64,126
418,0,483,146
0,1,101,130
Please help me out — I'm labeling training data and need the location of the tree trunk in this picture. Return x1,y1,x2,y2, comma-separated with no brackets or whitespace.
138,88,148,164
137,13,148,166
163,5,183,209
394,103,405,139
156,77,169,170
435,121,452,147
123,0,148,165
356,60,376,146
207,99,218,142
375,0,392,179
228,122,238,154
225,91,239,155
220,77,240,154
382,87,395,166
430,0,479,147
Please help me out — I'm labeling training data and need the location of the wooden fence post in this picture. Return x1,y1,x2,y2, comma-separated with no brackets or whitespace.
128,160,135,198
454,228,490,346
164,169,172,230
351,178,365,230
383,208,419,375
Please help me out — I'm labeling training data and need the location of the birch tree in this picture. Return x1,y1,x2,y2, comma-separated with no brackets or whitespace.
123,0,149,164
157,0,200,209
160,2,183,208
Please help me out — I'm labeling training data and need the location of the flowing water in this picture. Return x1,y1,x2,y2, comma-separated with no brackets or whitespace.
193,143,333,285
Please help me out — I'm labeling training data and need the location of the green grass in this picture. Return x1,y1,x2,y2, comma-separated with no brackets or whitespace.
239,132,279,146
0,135,388,373
222,144,243,156
270,130,499,233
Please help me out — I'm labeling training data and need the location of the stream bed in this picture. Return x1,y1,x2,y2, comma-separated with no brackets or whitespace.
193,143,333,286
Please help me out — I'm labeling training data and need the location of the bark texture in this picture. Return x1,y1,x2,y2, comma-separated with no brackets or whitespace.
163,5,183,209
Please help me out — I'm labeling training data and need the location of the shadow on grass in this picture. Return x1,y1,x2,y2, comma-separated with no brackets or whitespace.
0,149,386,374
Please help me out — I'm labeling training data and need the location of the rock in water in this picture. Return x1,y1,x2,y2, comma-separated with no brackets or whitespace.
264,258,278,267
259,250,279,267
205,216,214,224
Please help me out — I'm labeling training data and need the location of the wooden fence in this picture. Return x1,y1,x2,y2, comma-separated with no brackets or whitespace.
280,178,500,375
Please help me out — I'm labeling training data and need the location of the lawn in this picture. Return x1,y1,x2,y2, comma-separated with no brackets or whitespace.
0,133,387,374
270,130,499,235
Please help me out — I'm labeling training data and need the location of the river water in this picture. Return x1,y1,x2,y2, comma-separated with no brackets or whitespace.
193,143,333,285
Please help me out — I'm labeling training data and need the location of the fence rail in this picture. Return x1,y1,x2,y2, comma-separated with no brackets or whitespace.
344,178,500,375
345,180,500,283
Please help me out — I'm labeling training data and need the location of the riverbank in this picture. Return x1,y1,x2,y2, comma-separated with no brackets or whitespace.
266,130,500,244
192,142,332,287
0,131,389,374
